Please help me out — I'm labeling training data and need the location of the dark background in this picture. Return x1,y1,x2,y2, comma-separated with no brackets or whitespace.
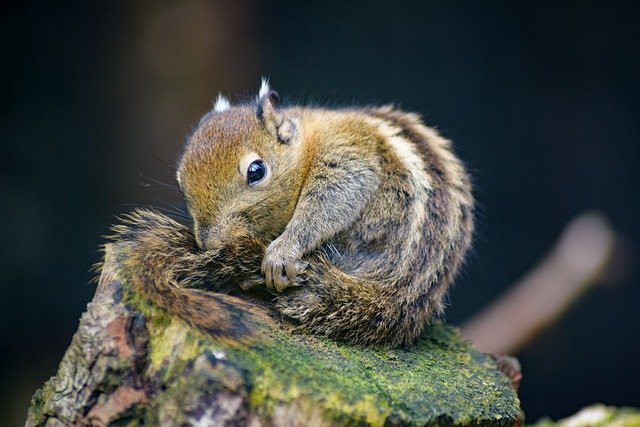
2,1,639,424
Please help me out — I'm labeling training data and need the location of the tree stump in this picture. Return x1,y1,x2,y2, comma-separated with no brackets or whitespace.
26,244,522,426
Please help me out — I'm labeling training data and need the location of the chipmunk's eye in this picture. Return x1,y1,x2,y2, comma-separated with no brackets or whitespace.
247,160,267,185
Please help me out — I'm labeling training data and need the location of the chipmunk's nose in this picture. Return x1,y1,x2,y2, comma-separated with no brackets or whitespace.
196,227,207,250
194,222,223,251
193,221,208,250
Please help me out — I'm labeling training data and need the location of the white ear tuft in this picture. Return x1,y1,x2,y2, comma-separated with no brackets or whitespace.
258,77,270,100
213,93,231,112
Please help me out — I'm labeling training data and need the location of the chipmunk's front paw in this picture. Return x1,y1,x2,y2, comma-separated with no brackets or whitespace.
261,236,307,292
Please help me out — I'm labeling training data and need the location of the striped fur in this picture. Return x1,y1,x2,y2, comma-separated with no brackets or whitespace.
113,87,474,347
273,106,474,346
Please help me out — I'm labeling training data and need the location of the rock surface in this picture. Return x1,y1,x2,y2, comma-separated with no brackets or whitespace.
26,244,522,426
530,404,640,427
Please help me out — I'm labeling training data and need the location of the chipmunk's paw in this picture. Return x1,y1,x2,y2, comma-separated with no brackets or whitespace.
261,236,307,292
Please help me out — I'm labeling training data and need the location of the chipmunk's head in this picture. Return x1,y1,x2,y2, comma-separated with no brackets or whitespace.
177,79,304,250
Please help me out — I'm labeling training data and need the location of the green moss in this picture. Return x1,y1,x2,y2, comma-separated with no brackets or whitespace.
27,385,50,425
118,267,520,426
127,297,519,426
219,326,519,426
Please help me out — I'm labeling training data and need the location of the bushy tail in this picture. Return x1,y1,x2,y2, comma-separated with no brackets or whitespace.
109,209,271,342
276,255,439,347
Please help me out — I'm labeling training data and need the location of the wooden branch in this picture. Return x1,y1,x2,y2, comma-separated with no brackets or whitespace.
461,212,617,355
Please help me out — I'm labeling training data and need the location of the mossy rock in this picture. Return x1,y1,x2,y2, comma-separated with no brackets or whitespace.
26,244,522,426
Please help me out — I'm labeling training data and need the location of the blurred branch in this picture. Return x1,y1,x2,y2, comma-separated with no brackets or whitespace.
461,211,617,355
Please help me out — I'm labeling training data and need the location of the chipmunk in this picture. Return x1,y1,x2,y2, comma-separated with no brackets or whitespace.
111,79,474,347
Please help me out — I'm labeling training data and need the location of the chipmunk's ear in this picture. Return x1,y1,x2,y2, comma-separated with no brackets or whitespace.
197,93,231,126
256,77,298,144
213,93,231,112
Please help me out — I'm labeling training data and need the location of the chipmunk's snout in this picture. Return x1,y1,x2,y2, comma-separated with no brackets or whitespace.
194,223,223,251
194,214,250,251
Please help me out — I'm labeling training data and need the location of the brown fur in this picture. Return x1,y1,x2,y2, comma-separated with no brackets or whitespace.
111,84,474,347
110,210,272,344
